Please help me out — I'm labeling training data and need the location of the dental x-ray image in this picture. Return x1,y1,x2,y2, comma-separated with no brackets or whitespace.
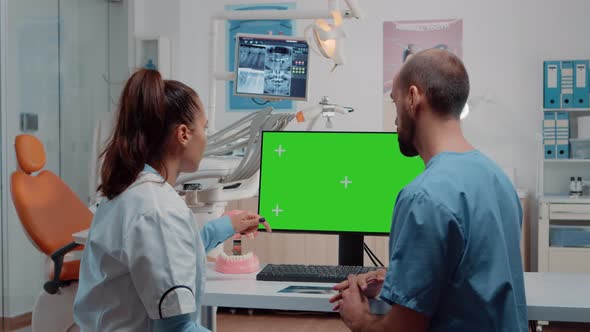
237,45,266,94
235,34,308,100
263,46,292,96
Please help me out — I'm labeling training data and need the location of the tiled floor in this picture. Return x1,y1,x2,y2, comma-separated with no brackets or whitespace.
216,310,590,332
13,327,31,332
8,313,590,331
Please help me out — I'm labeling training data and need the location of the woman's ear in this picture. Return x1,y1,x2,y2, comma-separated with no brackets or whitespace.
177,124,191,146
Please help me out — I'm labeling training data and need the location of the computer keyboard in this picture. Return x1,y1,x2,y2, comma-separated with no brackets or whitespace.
256,264,382,283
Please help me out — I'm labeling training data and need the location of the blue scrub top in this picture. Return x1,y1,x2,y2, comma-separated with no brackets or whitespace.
380,151,527,332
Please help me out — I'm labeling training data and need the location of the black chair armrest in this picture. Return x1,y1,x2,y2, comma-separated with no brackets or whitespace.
44,241,82,294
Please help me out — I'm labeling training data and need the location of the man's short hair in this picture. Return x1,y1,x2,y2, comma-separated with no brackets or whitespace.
396,49,469,118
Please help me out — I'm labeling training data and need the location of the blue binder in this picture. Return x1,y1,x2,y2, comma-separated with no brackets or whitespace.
543,111,557,159
544,61,561,109
573,60,590,108
561,60,574,108
556,111,570,159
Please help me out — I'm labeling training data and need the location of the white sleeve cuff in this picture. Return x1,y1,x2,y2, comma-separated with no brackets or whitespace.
157,286,197,319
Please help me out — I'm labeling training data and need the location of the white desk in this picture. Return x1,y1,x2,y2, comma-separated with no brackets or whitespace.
73,232,590,328
73,230,88,245
201,263,388,330
204,263,389,308
524,272,590,323
202,267,590,330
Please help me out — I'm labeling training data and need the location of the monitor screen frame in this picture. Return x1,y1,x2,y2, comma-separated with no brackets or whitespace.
257,131,415,236
233,33,310,102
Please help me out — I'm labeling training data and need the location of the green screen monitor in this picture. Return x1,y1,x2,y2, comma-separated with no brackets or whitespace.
258,131,425,238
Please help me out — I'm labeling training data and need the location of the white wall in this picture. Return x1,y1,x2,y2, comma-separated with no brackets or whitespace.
165,0,590,271
134,0,180,77
1,0,129,317
60,0,109,203
60,0,130,203
1,0,59,316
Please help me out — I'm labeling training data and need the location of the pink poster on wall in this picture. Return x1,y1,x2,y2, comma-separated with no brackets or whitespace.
382,19,463,130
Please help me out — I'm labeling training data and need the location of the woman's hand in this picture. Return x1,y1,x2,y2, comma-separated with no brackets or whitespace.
229,211,272,236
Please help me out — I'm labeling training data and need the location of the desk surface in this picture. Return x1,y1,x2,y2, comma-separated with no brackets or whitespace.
73,230,88,245
524,272,590,322
205,266,590,322
204,263,390,314
75,231,590,322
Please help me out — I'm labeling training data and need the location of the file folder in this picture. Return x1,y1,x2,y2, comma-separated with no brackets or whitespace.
556,111,570,159
574,60,590,108
544,61,560,109
544,111,557,159
561,60,574,108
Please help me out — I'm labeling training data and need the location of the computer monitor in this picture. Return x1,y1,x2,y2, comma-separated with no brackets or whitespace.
258,131,425,265
234,34,309,101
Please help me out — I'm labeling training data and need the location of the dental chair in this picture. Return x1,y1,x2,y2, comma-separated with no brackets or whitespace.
10,134,91,332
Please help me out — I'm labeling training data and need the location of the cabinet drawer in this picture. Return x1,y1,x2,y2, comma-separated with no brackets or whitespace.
549,204,590,220
548,248,590,273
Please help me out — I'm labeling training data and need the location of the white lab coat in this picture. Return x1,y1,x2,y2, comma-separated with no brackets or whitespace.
74,169,234,331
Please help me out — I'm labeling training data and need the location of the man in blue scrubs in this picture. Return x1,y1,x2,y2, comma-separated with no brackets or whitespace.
330,49,527,331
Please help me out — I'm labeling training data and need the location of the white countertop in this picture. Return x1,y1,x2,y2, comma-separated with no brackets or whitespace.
204,263,390,314
205,266,590,322
74,231,590,322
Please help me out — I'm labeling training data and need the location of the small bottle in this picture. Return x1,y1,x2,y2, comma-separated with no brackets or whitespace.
570,177,577,197
144,59,157,70
577,177,584,196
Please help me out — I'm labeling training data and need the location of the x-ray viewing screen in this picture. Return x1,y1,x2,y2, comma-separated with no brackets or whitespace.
258,132,425,234
234,34,309,101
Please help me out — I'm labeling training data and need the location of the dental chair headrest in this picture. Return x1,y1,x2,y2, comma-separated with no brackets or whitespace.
15,134,46,174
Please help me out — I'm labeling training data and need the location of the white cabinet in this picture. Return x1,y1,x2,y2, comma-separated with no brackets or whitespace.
548,248,590,272
538,199,590,273
537,108,590,273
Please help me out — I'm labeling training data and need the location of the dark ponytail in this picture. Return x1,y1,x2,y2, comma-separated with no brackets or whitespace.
98,69,202,199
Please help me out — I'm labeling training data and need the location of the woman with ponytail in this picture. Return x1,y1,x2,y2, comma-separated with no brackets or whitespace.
73,69,270,331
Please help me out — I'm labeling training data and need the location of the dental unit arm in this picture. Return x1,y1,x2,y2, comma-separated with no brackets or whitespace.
174,98,353,265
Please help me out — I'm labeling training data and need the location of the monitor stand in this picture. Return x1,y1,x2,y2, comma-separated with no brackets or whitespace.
338,233,364,266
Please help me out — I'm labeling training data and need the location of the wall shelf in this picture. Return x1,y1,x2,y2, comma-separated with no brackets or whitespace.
541,195,590,204
543,108,590,112
544,159,590,163
135,36,170,78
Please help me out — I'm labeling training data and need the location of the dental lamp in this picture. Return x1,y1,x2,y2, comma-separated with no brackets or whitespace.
302,0,365,71
305,8,346,70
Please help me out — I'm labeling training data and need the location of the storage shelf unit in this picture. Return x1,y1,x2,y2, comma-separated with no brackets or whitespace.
538,60,590,273
544,159,590,163
543,108,590,112
539,196,590,273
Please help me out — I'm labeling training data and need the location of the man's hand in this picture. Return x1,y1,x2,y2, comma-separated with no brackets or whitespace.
229,211,271,236
336,275,373,332
329,269,386,310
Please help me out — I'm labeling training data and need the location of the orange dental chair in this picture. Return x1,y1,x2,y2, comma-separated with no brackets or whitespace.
10,134,92,331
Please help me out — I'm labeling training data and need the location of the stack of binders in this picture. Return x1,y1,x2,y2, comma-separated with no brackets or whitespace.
543,111,570,159
543,60,589,159
544,60,589,109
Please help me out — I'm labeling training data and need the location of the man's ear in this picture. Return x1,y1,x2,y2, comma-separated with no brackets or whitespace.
408,85,421,118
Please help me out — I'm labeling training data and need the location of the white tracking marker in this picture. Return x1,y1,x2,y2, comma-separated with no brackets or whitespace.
340,176,352,189
272,204,284,217
274,145,286,157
